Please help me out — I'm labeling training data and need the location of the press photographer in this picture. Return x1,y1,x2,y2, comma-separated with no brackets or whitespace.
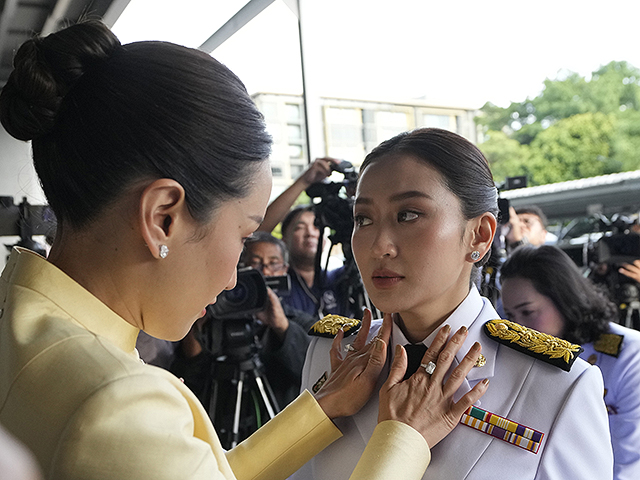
586,215,640,329
259,157,364,320
170,233,316,449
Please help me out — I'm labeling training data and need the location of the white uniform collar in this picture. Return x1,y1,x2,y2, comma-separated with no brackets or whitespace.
390,287,498,385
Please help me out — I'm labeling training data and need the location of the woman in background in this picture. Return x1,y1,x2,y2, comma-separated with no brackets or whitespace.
501,245,640,480
295,128,613,479
0,21,486,480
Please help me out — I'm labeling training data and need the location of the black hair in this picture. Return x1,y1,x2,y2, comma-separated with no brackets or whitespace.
281,205,314,240
243,231,289,265
0,20,271,228
501,245,614,344
359,128,498,282
515,205,548,229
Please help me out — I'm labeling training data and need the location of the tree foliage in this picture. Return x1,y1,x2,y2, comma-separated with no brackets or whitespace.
477,61,640,186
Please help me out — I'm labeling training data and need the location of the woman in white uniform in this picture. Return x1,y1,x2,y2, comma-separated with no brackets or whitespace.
501,245,640,480
295,128,613,480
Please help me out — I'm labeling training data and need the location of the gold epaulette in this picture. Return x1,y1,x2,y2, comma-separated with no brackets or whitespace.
483,319,583,372
308,314,361,338
594,333,623,357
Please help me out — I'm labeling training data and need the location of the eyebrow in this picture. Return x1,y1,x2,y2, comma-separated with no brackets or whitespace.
355,190,433,205
250,215,264,225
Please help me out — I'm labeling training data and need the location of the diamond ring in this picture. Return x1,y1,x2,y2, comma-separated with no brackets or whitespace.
420,361,436,375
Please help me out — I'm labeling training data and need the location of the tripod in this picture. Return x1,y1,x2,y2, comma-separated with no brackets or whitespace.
203,319,280,449
619,299,640,330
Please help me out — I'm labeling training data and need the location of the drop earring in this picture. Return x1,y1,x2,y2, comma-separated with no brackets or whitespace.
470,250,481,261
159,245,169,259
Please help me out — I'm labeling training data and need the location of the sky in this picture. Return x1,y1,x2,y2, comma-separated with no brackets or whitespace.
111,0,640,109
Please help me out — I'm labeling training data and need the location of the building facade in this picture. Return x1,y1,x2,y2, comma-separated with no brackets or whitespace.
252,93,480,196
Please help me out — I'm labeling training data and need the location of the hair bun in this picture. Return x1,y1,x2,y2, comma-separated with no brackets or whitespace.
0,20,120,141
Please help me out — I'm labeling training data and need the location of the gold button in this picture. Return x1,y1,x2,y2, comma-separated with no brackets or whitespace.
475,354,486,367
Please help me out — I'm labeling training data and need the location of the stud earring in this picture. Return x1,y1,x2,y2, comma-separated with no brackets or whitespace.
159,245,169,259
470,250,481,261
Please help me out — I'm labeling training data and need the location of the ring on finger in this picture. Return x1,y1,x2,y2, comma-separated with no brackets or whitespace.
344,343,356,353
420,361,437,375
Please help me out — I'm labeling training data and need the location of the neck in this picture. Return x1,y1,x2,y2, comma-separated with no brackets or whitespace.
291,255,316,287
295,266,315,287
47,217,145,332
396,285,471,344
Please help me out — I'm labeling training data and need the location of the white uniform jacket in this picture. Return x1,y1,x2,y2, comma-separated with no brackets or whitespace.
294,288,614,480
581,321,640,480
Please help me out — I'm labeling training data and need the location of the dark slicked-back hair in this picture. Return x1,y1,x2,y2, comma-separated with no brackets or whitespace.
0,20,271,228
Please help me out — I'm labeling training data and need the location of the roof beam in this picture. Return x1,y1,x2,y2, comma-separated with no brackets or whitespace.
198,0,275,53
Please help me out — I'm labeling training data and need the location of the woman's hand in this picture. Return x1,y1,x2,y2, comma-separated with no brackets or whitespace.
619,259,640,283
378,322,489,447
315,309,392,419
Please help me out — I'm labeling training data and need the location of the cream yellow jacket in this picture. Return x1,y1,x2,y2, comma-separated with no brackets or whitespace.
0,248,430,480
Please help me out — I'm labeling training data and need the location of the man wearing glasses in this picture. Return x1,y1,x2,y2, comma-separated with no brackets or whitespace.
242,232,317,408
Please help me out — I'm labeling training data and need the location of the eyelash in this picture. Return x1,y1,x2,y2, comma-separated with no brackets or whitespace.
354,214,371,227
354,210,421,227
398,210,420,222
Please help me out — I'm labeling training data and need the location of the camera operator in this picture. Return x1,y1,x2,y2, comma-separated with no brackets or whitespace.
171,233,316,411
242,232,317,407
258,157,354,319
257,157,340,234
278,205,351,318
504,205,549,251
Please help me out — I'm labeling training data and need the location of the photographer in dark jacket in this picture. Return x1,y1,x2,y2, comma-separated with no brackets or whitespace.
242,232,317,407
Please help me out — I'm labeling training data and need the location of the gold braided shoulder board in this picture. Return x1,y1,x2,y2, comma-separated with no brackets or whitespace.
309,314,361,338
594,333,623,357
483,319,583,372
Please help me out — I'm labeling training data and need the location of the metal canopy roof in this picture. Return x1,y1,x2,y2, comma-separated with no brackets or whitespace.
0,0,125,86
501,170,640,221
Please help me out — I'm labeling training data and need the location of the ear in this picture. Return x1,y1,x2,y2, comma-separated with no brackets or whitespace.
467,212,497,263
138,179,188,259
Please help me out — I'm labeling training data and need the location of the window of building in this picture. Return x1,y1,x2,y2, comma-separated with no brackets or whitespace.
374,110,410,143
287,124,302,142
286,103,302,122
422,114,452,130
288,144,303,159
324,107,366,162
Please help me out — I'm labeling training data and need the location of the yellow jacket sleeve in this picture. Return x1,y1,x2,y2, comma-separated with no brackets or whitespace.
229,392,430,480
350,421,431,479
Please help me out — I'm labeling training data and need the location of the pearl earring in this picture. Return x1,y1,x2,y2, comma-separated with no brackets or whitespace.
159,245,169,259
471,250,481,261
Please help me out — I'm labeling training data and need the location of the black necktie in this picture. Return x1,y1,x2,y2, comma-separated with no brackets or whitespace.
403,343,427,380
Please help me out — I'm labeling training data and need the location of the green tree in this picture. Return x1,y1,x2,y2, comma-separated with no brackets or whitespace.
478,130,533,181
477,61,640,185
528,112,615,184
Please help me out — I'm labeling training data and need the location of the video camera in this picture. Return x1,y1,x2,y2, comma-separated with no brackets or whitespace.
305,160,365,318
572,214,640,309
208,268,291,320
306,160,358,247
